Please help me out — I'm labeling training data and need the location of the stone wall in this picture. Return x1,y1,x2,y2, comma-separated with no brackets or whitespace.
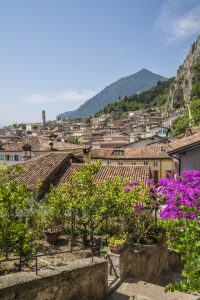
108,243,184,284
0,257,108,300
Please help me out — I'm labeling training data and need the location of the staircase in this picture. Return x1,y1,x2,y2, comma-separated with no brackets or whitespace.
105,267,200,300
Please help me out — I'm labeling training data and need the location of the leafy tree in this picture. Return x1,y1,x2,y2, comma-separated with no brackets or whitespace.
0,166,38,264
193,82,200,99
173,100,182,109
12,124,17,128
172,112,189,138
50,133,58,139
190,99,200,124
85,117,91,124
68,136,80,145
157,80,161,86
49,160,151,246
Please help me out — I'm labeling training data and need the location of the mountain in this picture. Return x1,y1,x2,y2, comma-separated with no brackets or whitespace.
94,77,175,118
57,69,168,119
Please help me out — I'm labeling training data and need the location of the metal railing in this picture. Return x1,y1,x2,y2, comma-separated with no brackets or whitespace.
0,245,107,276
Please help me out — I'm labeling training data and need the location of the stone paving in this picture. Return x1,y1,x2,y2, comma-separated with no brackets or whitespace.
105,277,197,300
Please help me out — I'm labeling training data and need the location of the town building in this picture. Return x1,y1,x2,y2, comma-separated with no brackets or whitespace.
167,131,200,173
0,138,83,166
4,152,150,199
91,143,174,183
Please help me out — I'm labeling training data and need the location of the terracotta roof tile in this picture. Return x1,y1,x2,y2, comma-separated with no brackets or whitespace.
4,152,82,190
0,138,83,152
52,164,150,187
91,143,170,159
168,131,200,153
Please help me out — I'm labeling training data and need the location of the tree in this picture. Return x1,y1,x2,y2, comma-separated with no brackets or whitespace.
172,112,189,138
68,136,80,145
173,100,181,109
85,118,91,124
0,166,38,265
193,82,200,99
190,99,200,124
157,80,161,86
12,124,17,128
50,160,150,246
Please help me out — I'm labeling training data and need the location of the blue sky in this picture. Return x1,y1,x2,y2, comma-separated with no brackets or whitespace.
0,0,200,126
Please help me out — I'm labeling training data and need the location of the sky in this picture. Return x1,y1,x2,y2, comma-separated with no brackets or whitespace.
0,0,200,126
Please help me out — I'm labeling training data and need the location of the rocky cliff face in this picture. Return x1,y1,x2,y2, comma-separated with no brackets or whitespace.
167,35,200,111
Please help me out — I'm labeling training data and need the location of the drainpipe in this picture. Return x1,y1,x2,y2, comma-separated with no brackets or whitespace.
169,154,181,176
160,158,162,181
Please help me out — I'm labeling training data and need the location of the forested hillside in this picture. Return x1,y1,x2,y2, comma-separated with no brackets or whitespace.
94,77,175,118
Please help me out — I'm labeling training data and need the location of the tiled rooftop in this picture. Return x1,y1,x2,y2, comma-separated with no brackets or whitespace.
168,131,200,153
4,153,78,190
3,154,150,193
0,138,83,152
52,164,150,187
91,143,170,159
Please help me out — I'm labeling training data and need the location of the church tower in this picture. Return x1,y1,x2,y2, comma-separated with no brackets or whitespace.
41,109,46,129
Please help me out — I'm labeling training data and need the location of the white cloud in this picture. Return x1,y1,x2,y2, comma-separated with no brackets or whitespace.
154,1,200,44
23,90,96,103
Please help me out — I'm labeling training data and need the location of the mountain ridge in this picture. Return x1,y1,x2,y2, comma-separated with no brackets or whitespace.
57,68,168,119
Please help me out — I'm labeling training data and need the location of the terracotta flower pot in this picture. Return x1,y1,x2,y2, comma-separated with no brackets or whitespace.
43,228,61,245
108,244,121,254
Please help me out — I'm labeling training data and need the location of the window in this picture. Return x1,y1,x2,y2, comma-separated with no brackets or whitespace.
31,155,35,159
132,161,136,165
153,170,159,184
154,161,158,166
5,155,13,161
0,155,4,160
19,156,23,161
107,161,111,165
144,161,148,165
163,130,166,134
15,155,19,161
111,150,125,156
103,144,105,148
159,130,162,133
119,161,123,165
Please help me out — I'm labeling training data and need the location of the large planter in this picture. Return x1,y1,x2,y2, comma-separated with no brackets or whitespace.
108,244,122,254
109,241,127,254
43,228,61,245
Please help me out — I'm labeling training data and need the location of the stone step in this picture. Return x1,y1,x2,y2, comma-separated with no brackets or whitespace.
156,270,185,287
105,277,198,300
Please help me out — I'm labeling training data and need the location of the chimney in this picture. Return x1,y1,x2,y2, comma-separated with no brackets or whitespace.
22,144,31,161
83,146,91,164
49,141,53,150
0,140,2,150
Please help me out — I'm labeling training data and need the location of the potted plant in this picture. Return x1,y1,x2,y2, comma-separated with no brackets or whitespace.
108,234,127,254
39,186,69,245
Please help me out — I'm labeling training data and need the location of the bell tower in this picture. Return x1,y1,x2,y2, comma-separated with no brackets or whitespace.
42,109,46,129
